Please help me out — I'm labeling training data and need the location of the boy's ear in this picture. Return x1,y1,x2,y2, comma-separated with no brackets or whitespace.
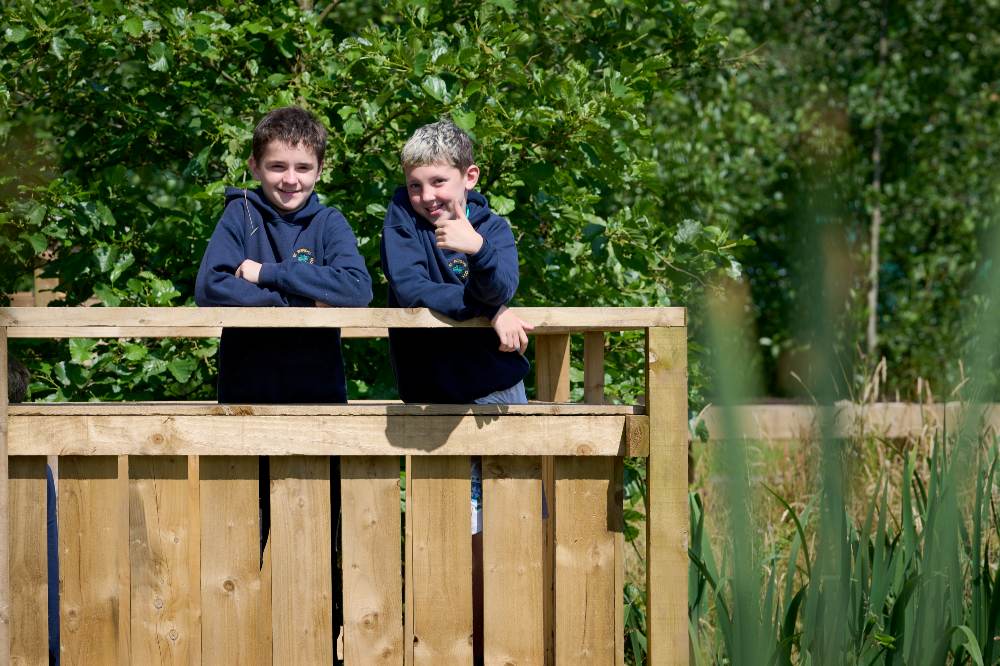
247,156,260,179
464,164,480,190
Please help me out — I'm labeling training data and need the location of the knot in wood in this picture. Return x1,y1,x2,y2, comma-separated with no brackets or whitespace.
223,579,236,592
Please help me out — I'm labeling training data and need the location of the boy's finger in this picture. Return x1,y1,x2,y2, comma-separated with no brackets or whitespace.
518,329,529,354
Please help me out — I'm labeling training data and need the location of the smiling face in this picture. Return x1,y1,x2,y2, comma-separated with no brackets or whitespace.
248,140,323,213
404,162,480,224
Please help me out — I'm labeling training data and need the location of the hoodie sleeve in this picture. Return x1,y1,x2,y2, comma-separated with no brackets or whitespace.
256,210,373,307
195,201,289,307
381,198,489,321
465,215,519,307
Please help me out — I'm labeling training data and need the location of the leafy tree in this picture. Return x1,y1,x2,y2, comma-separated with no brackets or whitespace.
1,0,744,414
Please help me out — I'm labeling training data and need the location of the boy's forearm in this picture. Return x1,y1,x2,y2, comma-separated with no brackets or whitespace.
258,261,373,307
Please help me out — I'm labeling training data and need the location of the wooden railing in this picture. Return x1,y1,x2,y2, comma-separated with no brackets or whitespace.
0,306,688,665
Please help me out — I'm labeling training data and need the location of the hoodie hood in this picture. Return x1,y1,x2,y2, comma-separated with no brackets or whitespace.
225,186,325,225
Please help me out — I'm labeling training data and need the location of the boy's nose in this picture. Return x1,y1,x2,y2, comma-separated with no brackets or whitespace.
281,169,297,184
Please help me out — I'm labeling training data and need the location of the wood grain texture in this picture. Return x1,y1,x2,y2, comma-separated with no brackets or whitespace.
10,403,642,416
129,456,194,665
59,456,128,666
9,456,48,665
535,333,570,666
554,456,618,665
7,414,644,457
0,306,685,333
5,327,389,339
404,456,414,666
269,456,333,664
409,457,472,665
584,332,605,405
646,326,689,665
341,456,403,665
482,456,544,665
200,456,261,666
0,327,9,660
117,456,130,666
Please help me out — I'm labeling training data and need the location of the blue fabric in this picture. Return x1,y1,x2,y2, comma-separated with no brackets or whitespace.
195,187,372,403
381,187,529,403
470,381,529,533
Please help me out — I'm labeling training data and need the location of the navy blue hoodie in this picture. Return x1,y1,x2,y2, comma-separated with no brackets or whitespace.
195,187,372,403
380,187,529,403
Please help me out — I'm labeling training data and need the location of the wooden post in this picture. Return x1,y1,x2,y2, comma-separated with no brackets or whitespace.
0,325,9,661
584,332,626,666
646,326,688,665
535,333,570,666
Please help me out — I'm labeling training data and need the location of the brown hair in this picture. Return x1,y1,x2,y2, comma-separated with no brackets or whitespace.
252,106,328,165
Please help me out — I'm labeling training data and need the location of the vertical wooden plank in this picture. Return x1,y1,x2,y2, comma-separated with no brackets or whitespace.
535,333,570,666
270,456,333,664
646,326,688,665
9,456,48,665
584,331,626,666
341,456,403,665
117,456,130,666
0,327,10,662
187,456,201,665
409,456,471,665
535,335,571,403
583,332,605,405
60,456,127,665
200,456,260,666
554,456,617,664
404,456,414,666
259,537,272,666
613,456,625,666
129,456,194,665
482,456,544,665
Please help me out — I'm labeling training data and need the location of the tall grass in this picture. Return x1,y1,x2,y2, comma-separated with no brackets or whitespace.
668,186,1000,664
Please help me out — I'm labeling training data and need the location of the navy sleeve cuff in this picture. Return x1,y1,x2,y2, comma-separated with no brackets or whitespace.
469,237,494,269
257,262,279,288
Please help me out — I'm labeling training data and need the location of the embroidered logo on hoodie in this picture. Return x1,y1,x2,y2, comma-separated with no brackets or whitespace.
448,257,469,281
292,248,316,264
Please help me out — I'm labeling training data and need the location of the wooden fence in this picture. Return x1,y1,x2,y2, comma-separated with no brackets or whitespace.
0,306,688,665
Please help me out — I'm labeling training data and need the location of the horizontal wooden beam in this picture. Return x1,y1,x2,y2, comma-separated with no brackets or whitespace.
4,326,390,339
0,306,685,335
700,401,1000,441
7,414,649,457
9,402,642,417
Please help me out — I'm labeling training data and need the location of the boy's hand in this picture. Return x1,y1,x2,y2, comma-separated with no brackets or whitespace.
433,200,484,255
236,259,262,284
491,305,534,354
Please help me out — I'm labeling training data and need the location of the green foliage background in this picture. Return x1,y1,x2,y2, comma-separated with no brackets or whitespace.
0,0,743,404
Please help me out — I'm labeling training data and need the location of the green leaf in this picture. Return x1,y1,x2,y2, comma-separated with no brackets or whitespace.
343,116,364,137
68,338,97,365
4,26,29,43
95,245,119,273
167,357,197,383
148,42,171,72
93,284,122,307
421,75,447,101
50,36,68,60
490,194,516,216
451,109,476,131
23,233,48,254
123,16,143,38
110,252,135,284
